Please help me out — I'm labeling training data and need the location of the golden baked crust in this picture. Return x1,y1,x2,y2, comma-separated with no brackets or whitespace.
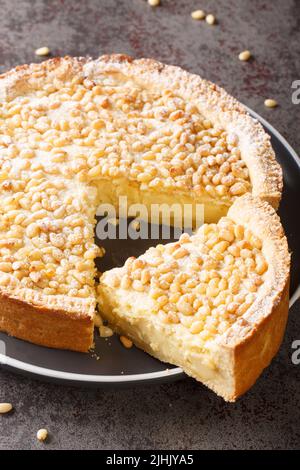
220,194,290,399
99,195,290,401
0,288,95,351
0,54,284,354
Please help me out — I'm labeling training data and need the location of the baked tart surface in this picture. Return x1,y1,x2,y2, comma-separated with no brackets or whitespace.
0,55,289,399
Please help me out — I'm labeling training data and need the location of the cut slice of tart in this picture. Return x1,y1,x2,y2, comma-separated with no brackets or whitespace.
0,180,101,351
98,195,290,401
0,54,283,351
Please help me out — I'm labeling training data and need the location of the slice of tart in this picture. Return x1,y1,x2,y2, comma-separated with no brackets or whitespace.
0,54,283,352
98,195,290,401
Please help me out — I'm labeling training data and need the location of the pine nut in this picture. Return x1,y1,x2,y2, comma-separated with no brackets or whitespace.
35,47,50,56
37,428,48,441
0,403,13,413
264,99,278,108
191,10,205,20
120,335,133,348
239,50,251,61
206,14,216,25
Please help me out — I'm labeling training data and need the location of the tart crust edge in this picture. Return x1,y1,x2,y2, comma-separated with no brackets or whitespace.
0,289,95,352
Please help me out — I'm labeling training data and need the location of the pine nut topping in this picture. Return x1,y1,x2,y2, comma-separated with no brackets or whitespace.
112,215,267,342
0,56,253,304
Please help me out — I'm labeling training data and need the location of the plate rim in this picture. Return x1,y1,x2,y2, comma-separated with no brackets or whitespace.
245,105,300,170
0,106,299,385
0,353,183,383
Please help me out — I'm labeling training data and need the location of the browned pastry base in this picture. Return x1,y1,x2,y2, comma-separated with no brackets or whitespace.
0,291,94,352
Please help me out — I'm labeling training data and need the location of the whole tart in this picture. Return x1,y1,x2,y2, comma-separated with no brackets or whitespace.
0,55,286,373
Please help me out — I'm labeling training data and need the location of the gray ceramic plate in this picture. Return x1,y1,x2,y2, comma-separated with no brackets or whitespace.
0,107,299,387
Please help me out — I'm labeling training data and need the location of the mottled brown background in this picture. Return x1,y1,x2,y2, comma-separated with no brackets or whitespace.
0,0,300,450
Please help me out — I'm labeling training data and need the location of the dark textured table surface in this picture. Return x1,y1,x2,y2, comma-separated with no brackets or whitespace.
0,0,300,450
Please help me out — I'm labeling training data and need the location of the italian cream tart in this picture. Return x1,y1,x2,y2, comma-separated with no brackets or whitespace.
0,55,289,399
99,194,290,401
